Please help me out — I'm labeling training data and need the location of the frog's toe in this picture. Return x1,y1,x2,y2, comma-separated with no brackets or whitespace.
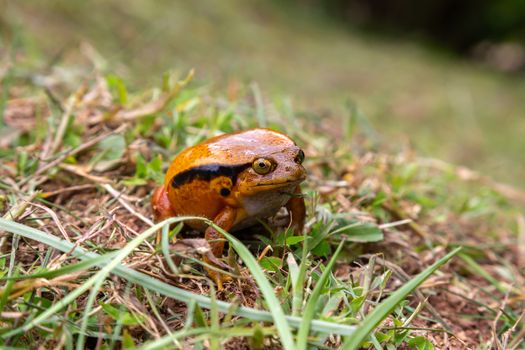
207,269,233,291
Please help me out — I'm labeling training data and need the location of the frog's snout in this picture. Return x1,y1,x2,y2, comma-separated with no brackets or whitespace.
284,164,306,182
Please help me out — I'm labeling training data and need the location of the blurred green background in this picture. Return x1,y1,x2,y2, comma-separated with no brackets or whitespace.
2,0,524,188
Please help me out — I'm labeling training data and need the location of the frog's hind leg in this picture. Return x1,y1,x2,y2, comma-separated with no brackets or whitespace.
285,185,306,234
204,206,237,290
151,186,177,244
151,185,177,222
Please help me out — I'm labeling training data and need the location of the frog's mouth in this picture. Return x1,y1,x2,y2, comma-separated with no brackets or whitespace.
247,177,305,193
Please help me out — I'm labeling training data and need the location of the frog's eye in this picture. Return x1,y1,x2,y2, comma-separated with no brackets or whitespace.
294,149,305,164
252,158,273,175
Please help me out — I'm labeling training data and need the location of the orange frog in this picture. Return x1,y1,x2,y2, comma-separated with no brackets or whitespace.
151,128,306,288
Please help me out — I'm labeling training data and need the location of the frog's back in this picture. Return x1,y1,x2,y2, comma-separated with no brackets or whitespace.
164,128,295,187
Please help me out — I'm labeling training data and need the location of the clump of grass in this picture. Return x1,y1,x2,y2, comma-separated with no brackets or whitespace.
0,51,524,349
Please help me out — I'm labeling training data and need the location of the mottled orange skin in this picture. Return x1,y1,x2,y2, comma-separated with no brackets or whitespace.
151,128,307,288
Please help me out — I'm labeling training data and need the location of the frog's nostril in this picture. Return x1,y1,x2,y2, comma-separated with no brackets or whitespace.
294,149,305,164
285,166,291,171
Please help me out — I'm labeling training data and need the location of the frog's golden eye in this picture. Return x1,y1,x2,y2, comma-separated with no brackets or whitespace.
252,158,273,175
295,149,305,164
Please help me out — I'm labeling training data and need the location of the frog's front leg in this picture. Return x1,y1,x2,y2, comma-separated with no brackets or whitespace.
204,206,237,290
285,185,306,234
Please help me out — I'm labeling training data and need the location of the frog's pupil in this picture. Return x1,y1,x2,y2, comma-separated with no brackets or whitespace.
259,162,266,168
220,188,231,197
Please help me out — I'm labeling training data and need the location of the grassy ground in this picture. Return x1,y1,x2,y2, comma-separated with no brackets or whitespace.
1,57,524,348
4,0,525,189
1,1,525,349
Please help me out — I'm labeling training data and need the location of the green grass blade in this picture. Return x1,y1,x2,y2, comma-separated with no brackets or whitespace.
76,269,109,350
0,253,117,281
134,327,209,350
292,232,309,316
341,247,462,350
0,218,356,338
296,240,344,349
161,223,183,274
209,285,220,350
133,326,277,350
1,217,191,339
0,279,15,315
458,252,510,294
216,227,296,350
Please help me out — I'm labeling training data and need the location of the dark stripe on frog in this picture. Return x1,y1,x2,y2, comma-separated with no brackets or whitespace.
170,163,251,188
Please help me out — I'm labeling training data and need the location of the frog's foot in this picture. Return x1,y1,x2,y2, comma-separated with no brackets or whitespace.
205,267,233,291
203,208,237,290
156,231,177,246
203,252,234,291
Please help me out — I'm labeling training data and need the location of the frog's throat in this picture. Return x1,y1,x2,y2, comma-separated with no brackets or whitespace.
170,163,251,188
